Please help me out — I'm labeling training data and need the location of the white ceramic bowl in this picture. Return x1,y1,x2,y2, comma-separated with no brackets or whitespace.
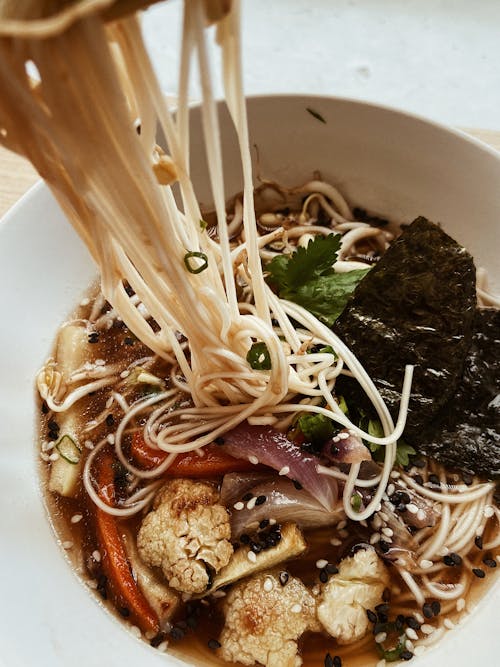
0,95,498,667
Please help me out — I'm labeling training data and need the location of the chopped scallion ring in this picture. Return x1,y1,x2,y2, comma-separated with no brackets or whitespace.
184,251,208,274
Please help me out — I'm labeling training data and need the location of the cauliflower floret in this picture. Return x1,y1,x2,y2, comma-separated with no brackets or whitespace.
137,478,233,594
317,547,389,645
219,570,318,667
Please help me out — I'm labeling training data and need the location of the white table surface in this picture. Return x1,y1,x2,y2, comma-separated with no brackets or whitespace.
142,0,500,130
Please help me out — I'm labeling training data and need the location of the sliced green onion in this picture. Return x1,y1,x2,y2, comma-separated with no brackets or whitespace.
246,342,271,370
199,219,207,231
184,251,208,274
56,435,81,465
350,492,362,512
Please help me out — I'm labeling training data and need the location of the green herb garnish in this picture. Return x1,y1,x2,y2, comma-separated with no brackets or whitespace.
350,492,362,512
297,412,335,444
199,219,207,231
306,107,326,124
246,342,271,370
56,435,81,465
266,235,369,326
184,251,208,274
394,440,417,467
364,418,416,467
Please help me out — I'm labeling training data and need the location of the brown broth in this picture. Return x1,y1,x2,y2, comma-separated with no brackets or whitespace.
37,291,500,667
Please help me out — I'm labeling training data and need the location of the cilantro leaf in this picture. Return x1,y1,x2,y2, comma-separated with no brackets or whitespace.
246,342,271,370
266,234,369,326
289,269,370,327
297,412,335,444
395,441,416,467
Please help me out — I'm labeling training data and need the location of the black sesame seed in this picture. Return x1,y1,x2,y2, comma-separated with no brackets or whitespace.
265,535,277,548
413,474,424,486
88,332,99,343
373,622,385,636
319,569,329,584
242,492,253,502
169,626,185,640
379,540,390,553
279,571,289,586
450,552,462,566
475,535,483,549
124,336,135,345
377,612,388,624
48,431,59,441
47,419,59,432
326,564,339,575
118,606,130,617
324,653,334,667
483,557,497,568
240,534,250,544
396,503,407,513
400,650,413,661
431,600,441,616
150,632,167,648
406,616,421,630
429,474,440,485
41,401,49,414
105,414,115,428
259,519,270,529
208,639,221,650
255,495,266,506
250,542,262,554
375,603,389,614
214,437,225,445
292,480,303,490
443,555,455,566
333,657,342,667
462,473,473,486
366,609,377,623
472,567,486,579
382,588,391,602
422,602,434,619
413,458,426,469
395,614,405,631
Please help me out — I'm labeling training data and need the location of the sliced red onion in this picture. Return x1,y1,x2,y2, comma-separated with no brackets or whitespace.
221,423,338,511
220,472,276,508
225,477,342,537
322,429,372,465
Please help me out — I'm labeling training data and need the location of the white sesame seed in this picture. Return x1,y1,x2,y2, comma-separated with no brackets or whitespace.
278,466,290,476
71,514,83,524
40,452,50,462
360,520,368,528
130,625,141,638
332,435,340,443
406,503,419,514
378,512,389,522
92,550,101,562
476,525,484,537
291,604,302,614
370,533,381,545
405,628,418,641
330,538,342,546
246,497,257,510
49,452,60,461
496,555,500,565
62,541,73,549
382,527,394,537
233,502,244,510
248,455,259,465
247,551,257,563
456,598,466,612
120,370,130,379
105,396,114,408
444,618,455,630
439,546,449,556
390,470,400,479
316,559,328,569
337,520,347,530
405,639,414,652
484,505,495,518
421,624,435,635
338,529,348,539
372,515,382,530
414,612,424,624
420,559,433,569
95,359,106,366
375,631,387,643
263,577,273,592
413,646,426,657
269,518,277,525
416,509,427,522
85,440,94,450
86,579,98,589
42,441,55,452
387,484,395,496
106,434,115,445
80,297,90,306
375,502,382,511
338,431,349,440
157,641,168,652
212,590,226,598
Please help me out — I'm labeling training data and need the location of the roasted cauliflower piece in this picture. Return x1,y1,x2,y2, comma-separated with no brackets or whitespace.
219,570,319,667
317,547,389,645
137,479,233,594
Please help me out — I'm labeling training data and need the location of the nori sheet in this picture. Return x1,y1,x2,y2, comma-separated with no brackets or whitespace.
418,308,500,479
334,217,476,440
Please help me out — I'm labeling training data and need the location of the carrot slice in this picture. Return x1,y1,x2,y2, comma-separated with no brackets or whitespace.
94,451,159,633
130,433,262,476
